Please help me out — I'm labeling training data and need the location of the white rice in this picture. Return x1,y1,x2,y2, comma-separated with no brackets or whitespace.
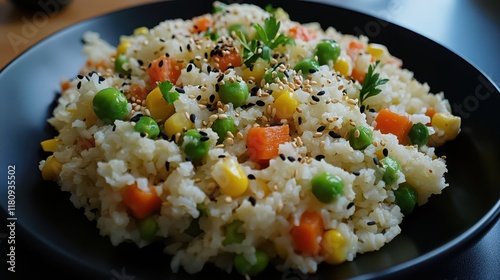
39,2,461,276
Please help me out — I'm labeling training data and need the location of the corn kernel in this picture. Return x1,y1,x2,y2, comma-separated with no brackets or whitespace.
133,27,149,36
40,139,59,152
41,155,62,181
255,179,271,196
274,90,299,119
432,113,461,140
333,57,351,77
145,86,175,122
163,111,193,139
366,43,387,58
116,39,131,56
321,229,348,265
212,157,248,197
242,58,267,82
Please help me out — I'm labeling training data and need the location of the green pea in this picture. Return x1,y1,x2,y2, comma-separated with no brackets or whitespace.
93,87,129,125
222,220,245,245
218,80,249,108
181,129,210,162
134,116,160,139
293,58,319,78
211,116,237,144
349,126,372,150
263,64,286,84
228,24,247,39
315,40,341,65
234,251,269,276
138,216,158,242
311,173,344,203
114,55,131,75
380,156,402,185
394,184,418,215
408,123,429,147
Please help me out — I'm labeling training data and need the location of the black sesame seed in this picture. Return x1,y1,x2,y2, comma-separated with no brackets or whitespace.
217,74,225,82
369,108,376,113
360,105,365,113
112,124,116,132
352,171,360,176
311,95,320,102
175,87,185,93
179,46,183,52
328,131,341,138
373,157,379,166
199,131,208,136
98,76,105,82
317,90,326,96
279,154,286,161
160,131,168,139
118,73,125,79
137,59,144,66
140,132,147,137
158,60,164,68
218,154,226,158
204,52,208,59
206,65,212,72
367,221,376,226
248,196,256,206
298,117,302,125
347,202,355,209
383,148,389,157
196,95,202,101
165,52,170,57
147,62,152,68
77,74,83,79
165,161,170,172
315,155,325,161
130,114,143,122
209,94,216,103
287,156,296,162
256,100,265,107
186,157,191,162
187,44,191,51
200,136,210,142
159,38,165,42
308,68,317,73
187,64,193,72
215,84,220,92
189,114,196,123
77,81,81,89
250,86,260,96
317,126,326,132
247,174,256,180
170,134,176,142
266,89,273,95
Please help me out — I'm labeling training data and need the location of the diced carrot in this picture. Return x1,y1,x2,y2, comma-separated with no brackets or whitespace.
147,55,183,87
351,67,365,84
347,41,365,62
425,107,436,125
375,108,412,144
61,80,71,91
288,25,317,42
290,211,324,255
247,124,290,163
192,15,212,33
213,48,242,71
86,59,109,69
349,41,364,50
129,83,148,102
122,182,162,219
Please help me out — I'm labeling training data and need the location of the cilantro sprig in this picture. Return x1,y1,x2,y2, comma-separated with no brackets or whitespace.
237,16,295,67
358,61,389,107
158,80,179,104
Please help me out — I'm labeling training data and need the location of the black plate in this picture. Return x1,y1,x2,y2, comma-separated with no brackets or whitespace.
1,0,499,279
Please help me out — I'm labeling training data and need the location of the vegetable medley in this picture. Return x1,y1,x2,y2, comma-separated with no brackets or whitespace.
39,1,461,277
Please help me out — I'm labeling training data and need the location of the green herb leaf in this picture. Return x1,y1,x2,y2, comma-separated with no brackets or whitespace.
358,61,389,106
236,16,295,67
158,80,179,104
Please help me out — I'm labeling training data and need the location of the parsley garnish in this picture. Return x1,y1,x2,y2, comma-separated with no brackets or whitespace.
358,61,389,106
158,80,179,104
237,16,295,67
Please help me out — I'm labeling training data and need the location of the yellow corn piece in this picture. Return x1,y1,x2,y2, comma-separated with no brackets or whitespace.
333,56,351,77
366,43,387,58
163,111,193,139
40,139,59,152
274,90,299,119
432,113,461,140
145,86,175,122
212,157,248,197
321,229,348,265
41,155,62,181
255,179,271,196
274,241,289,259
242,58,267,82
133,27,149,36
116,39,131,56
